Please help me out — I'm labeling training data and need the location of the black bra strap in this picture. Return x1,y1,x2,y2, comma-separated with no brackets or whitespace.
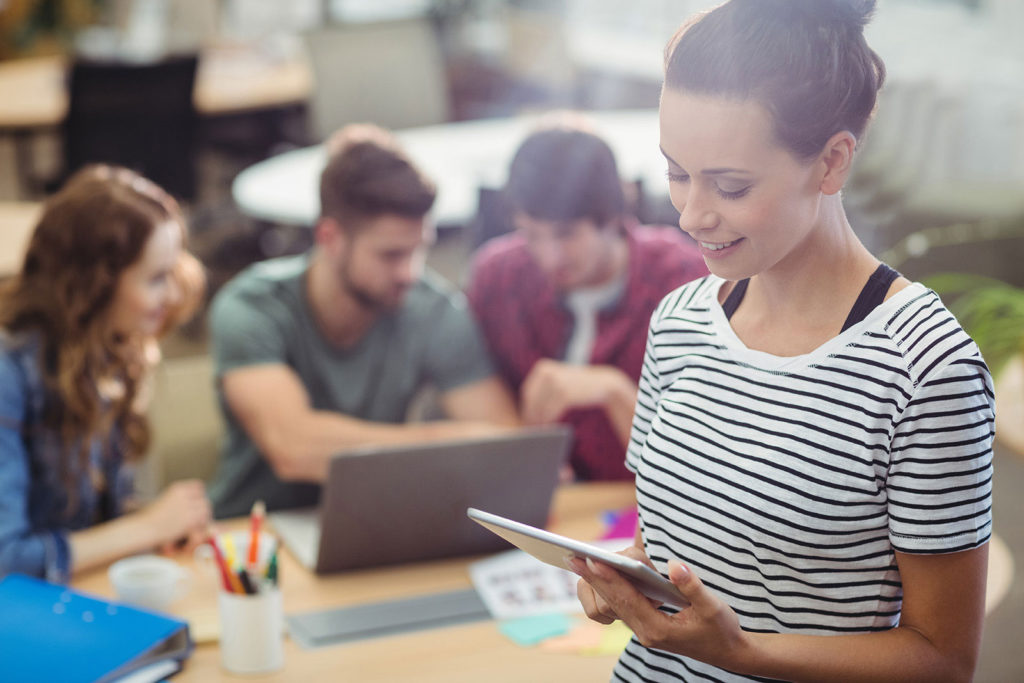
722,278,749,320
722,264,900,330
840,263,900,332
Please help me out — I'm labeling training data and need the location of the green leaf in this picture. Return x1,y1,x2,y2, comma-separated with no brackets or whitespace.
924,272,1024,378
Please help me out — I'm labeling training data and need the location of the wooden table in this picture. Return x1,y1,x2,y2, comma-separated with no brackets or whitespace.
0,201,41,278
0,47,312,131
73,482,636,682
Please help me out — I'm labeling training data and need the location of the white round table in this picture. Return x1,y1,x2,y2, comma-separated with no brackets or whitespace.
231,108,666,227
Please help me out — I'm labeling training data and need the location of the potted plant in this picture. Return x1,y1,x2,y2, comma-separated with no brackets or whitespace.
927,272,1024,456
926,273,1024,379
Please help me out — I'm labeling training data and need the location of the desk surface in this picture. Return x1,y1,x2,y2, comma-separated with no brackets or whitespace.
232,109,666,228
73,482,636,682
0,47,312,130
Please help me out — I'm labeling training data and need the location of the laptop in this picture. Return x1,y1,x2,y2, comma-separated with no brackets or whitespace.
269,425,572,573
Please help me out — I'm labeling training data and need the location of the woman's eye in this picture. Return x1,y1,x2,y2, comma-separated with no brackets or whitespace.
666,170,689,183
716,184,751,200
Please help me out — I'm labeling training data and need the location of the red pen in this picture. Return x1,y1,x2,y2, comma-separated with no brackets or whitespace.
248,500,265,570
206,534,236,593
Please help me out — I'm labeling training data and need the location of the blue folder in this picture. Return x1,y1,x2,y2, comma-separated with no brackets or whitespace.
0,573,194,683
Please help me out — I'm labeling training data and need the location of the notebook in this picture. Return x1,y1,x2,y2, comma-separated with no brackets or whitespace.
270,425,572,573
0,573,193,683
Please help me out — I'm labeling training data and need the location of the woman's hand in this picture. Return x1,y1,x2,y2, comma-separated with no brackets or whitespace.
571,556,750,670
138,479,212,550
572,544,655,624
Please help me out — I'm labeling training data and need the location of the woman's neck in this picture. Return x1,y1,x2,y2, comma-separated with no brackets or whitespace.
728,200,881,355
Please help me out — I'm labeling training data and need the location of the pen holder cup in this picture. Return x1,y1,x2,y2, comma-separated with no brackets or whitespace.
218,587,284,674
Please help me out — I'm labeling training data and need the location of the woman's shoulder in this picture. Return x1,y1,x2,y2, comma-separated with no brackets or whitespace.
0,329,44,418
0,328,41,373
876,283,985,384
652,274,721,323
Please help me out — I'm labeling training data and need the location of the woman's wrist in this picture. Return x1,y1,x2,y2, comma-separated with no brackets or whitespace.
724,630,762,678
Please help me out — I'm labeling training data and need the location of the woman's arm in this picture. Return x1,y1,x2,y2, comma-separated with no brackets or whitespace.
0,354,73,581
68,479,211,575
573,544,988,683
1,352,211,579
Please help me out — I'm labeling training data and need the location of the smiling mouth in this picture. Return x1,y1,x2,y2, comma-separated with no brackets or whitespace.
699,239,742,251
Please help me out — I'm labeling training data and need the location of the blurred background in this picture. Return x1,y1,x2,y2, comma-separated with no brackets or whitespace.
0,1,1022,679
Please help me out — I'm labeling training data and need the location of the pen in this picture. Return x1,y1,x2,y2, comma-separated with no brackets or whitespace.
248,500,265,570
266,546,278,587
206,535,236,593
237,569,256,595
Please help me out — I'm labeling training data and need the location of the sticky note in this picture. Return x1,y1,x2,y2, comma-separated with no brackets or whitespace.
583,621,634,655
600,506,639,540
498,613,573,646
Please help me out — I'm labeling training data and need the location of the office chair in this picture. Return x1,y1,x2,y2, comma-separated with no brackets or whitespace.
134,353,223,499
469,186,514,251
63,54,199,200
303,18,451,142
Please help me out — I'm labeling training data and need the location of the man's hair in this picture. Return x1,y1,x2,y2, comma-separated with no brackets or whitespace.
319,123,437,229
505,114,625,226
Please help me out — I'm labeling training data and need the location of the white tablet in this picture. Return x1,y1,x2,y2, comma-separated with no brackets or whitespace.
467,507,689,609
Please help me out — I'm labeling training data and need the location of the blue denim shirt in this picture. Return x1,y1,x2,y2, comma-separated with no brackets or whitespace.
0,330,131,583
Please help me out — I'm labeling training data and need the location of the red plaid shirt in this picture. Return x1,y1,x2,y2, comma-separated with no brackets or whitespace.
467,223,708,480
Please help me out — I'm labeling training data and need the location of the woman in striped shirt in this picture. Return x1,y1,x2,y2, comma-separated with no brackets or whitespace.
570,1,993,681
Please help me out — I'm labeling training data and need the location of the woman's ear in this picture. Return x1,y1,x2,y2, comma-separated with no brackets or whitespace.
818,131,857,196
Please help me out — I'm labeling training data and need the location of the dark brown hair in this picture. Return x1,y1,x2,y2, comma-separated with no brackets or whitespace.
505,116,625,227
664,0,886,160
0,164,205,502
319,123,436,229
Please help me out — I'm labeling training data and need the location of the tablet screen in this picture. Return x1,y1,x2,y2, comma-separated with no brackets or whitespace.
467,507,689,609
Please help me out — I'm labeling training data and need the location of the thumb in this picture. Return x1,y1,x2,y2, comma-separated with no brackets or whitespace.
667,559,712,611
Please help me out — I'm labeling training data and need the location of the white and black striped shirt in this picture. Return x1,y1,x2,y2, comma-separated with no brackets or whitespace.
615,276,994,683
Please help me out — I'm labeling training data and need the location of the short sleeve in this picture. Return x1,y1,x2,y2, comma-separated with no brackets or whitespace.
626,310,664,473
208,284,290,376
887,357,994,554
464,245,505,363
0,352,71,582
423,290,495,393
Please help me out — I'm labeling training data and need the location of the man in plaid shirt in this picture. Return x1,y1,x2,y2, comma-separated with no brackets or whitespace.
467,118,706,481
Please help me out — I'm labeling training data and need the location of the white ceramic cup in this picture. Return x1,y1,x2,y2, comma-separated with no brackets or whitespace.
218,588,285,674
108,554,191,611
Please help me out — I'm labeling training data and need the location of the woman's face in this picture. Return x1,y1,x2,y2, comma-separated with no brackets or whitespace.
107,221,183,338
658,89,827,282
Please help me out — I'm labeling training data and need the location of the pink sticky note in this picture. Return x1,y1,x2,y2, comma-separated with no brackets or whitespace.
599,506,638,540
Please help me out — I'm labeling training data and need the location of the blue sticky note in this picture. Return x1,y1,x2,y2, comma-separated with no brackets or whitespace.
498,613,573,646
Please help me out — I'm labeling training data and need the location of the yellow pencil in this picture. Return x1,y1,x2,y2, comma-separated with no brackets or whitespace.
220,534,246,594
222,533,238,568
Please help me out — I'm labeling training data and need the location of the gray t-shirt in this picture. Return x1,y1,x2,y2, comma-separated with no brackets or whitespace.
207,253,495,518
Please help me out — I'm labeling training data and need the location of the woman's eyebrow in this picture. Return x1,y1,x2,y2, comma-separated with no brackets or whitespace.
659,147,751,176
659,146,680,167
702,167,752,177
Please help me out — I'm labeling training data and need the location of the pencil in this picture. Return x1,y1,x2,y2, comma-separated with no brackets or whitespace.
222,533,238,569
248,500,265,570
215,533,246,594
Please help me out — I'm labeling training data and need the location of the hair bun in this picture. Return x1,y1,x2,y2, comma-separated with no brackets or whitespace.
824,0,877,30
